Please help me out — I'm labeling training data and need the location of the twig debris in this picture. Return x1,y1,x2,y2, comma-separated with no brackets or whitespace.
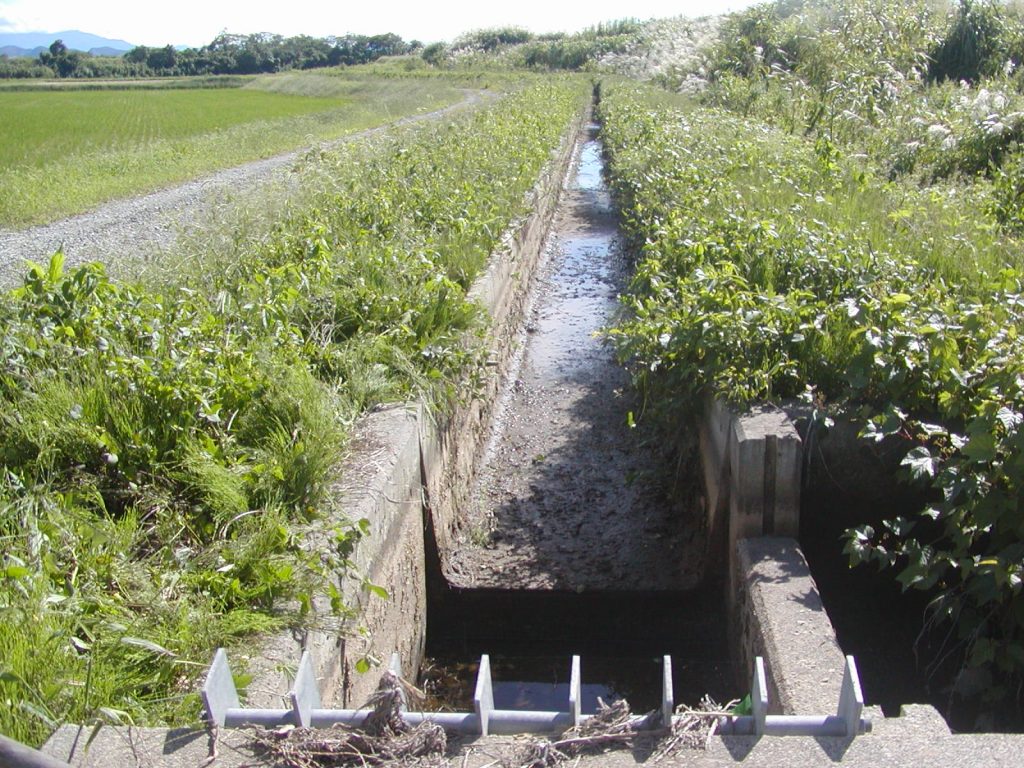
249,670,447,768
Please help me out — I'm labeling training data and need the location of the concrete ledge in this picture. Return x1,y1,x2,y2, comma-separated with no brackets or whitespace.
699,400,802,572
731,537,845,716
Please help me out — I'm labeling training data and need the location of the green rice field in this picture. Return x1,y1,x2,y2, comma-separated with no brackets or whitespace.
0,89,343,169
0,74,466,227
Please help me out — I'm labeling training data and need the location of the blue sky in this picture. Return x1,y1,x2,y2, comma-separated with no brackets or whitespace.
0,0,759,48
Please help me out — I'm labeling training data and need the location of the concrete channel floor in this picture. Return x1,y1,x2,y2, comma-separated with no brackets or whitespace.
41,705,1022,767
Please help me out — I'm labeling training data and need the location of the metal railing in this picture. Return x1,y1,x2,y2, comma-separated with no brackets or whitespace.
202,648,871,739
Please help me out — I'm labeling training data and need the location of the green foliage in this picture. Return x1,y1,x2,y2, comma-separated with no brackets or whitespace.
426,21,643,72
700,0,942,146
0,76,590,745
600,80,1024,696
988,144,1024,232
5,31,418,81
452,27,535,54
421,42,448,66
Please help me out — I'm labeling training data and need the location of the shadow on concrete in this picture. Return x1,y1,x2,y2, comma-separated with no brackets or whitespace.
815,735,855,761
721,734,759,760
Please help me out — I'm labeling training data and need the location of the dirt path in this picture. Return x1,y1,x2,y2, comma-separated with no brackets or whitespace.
0,89,494,288
446,124,705,591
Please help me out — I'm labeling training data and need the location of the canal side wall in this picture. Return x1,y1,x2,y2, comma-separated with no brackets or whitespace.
700,399,858,715
237,102,591,710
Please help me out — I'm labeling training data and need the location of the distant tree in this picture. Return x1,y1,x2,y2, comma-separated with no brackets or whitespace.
38,39,84,77
421,42,448,65
4,28,414,79
125,45,150,64
147,44,178,71
452,27,533,53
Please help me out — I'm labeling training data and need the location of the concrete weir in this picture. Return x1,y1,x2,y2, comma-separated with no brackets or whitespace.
39,103,1024,766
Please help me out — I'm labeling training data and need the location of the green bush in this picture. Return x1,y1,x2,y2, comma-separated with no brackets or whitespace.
600,81,1024,701
929,0,1021,83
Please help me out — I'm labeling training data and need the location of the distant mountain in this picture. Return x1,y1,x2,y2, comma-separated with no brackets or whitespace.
88,46,129,57
0,30,135,57
0,44,45,58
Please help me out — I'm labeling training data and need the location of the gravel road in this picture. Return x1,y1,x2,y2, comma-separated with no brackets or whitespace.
0,90,490,289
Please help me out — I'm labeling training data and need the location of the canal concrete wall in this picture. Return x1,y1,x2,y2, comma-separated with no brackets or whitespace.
420,106,590,565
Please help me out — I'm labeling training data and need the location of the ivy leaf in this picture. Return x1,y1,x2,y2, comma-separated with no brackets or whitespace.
364,582,389,600
962,431,997,463
901,446,936,480
996,407,1022,430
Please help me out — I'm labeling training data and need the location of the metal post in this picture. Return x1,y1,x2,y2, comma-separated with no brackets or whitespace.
751,656,768,736
661,655,674,728
202,648,240,727
474,655,494,736
569,656,581,729
0,734,71,768
289,651,321,728
837,655,864,738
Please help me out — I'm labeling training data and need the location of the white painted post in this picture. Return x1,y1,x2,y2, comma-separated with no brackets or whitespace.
661,655,674,728
474,655,495,736
289,651,322,727
837,655,865,737
569,656,582,728
752,657,769,737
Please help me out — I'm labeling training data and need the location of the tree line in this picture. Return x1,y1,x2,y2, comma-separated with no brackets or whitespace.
0,32,418,79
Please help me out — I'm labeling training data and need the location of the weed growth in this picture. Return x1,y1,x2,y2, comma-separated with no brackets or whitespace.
600,79,1024,706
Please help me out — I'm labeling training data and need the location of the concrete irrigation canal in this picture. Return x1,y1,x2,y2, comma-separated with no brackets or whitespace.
33,101,1024,767
444,123,703,593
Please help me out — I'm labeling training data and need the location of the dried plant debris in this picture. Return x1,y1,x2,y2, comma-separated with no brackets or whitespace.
250,724,448,768
650,697,737,762
513,698,636,768
513,696,734,768
249,671,447,768
247,675,731,768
